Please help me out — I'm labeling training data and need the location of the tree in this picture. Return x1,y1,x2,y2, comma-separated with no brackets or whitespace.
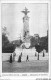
39,36,48,52
30,37,38,47
2,27,9,46
35,45,43,60
2,32,10,52
35,45,43,53
2,34,9,47
2,27,10,53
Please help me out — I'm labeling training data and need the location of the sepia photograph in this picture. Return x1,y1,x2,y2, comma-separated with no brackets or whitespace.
2,3,49,73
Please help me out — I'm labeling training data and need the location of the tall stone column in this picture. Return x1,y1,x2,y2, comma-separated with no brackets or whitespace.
21,7,30,42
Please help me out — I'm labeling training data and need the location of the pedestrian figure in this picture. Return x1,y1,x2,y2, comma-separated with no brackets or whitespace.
43,50,45,57
26,55,29,61
37,53,39,60
18,55,21,62
9,54,12,63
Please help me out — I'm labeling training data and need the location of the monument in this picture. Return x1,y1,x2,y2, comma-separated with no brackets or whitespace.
14,7,36,61
21,7,30,48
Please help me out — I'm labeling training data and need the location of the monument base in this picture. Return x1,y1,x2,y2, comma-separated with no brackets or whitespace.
21,42,30,49
14,47,37,61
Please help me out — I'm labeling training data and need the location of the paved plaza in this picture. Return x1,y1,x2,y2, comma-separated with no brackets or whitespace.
2,60,48,73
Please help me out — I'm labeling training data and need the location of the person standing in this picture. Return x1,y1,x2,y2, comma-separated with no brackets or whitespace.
9,54,12,63
18,55,21,62
37,53,39,60
26,55,29,61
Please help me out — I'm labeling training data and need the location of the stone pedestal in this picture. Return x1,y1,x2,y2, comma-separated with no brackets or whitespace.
14,47,37,61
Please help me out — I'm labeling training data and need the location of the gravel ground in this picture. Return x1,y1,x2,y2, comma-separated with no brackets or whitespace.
2,60,48,73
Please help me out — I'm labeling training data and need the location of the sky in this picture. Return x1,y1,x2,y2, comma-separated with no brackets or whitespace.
1,3,48,41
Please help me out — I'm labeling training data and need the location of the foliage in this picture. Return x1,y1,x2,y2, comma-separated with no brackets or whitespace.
30,37,38,47
2,34,9,47
2,33,15,53
2,33,22,53
39,36,48,52
30,35,48,53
